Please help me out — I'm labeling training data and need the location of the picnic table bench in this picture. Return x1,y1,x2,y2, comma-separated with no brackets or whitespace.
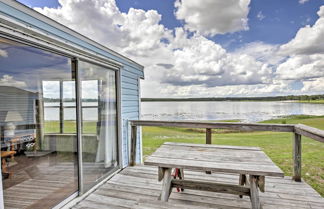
144,142,284,209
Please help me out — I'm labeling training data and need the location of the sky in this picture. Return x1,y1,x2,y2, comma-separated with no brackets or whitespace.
16,0,324,98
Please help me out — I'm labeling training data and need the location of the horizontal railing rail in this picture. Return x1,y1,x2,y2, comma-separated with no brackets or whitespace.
129,120,324,182
130,120,295,132
294,124,324,143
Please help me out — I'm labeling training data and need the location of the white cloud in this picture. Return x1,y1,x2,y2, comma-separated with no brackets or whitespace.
279,6,324,55
162,33,272,87
35,0,172,58
257,11,265,21
174,0,250,36
0,49,8,57
234,42,282,65
152,80,294,98
299,0,310,4
276,54,324,80
302,77,324,92
276,6,324,95
34,0,324,97
144,4,324,97
36,0,272,97
0,75,26,88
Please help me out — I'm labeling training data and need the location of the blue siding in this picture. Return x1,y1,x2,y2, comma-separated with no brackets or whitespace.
122,77,139,85
0,2,144,168
122,101,139,108
121,82,138,90
123,65,144,77
122,89,139,96
121,69,140,166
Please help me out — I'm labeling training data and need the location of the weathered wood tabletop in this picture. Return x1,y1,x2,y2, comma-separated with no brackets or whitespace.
144,142,284,209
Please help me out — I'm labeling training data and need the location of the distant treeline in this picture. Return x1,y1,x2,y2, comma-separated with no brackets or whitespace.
141,94,324,102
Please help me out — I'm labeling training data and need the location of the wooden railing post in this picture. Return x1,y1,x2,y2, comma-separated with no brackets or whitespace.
293,133,302,182
130,125,137,166
206,128,212,144
206,128,212,174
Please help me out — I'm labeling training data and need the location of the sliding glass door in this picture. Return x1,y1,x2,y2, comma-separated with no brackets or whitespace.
0,37,119,207
78,61,118,192
0,38,78,209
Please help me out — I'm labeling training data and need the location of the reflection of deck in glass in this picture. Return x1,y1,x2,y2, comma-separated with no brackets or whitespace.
3,153,116,209
3,153,77,209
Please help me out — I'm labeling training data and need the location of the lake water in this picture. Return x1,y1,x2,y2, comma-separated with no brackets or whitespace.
44,102,98,121
141,101,324,122
44,101,324,122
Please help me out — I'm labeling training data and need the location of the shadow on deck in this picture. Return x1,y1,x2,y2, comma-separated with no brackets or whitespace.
73,165,324,209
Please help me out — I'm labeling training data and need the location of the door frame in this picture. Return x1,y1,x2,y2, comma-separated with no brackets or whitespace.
0,26,124,208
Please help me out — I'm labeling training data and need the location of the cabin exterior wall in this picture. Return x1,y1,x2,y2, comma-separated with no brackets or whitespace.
0,1,144,207
0,0,144,169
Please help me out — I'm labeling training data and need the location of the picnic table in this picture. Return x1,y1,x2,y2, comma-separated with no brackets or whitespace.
144,142,284,209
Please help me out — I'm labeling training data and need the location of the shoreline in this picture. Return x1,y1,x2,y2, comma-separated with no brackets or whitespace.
141,99,324,104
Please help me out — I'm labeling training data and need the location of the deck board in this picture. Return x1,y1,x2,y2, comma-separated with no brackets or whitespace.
73,165,324,209
3,157,115,209
3,162,77,209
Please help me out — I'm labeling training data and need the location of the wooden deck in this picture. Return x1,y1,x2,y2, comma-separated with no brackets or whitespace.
2,154,114,209
73,165,324,209
3,160,77,209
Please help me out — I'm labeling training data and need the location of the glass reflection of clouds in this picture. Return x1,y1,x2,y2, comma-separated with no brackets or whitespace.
0,39,71,93
63,81,76,100
0,74,27,88
81,80,99,99
43,81,60,99
0,49,8,57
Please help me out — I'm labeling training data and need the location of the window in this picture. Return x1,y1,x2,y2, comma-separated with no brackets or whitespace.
43,81,61,133
43,80,99,134
43,80,78,133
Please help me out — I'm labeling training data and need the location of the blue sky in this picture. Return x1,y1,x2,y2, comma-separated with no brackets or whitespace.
18,0,323,50
15,0,324,97
118,0,324,50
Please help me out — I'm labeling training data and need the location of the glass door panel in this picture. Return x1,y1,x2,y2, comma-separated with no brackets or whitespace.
0,38,78,209
78,61,118,192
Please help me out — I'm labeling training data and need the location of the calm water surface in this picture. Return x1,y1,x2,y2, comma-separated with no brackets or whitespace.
141,101,324,122
44,102,98,121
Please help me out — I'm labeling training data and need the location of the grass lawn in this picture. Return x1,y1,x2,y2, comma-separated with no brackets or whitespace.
297,99,324,104
45,120,97,134
142,115,324,196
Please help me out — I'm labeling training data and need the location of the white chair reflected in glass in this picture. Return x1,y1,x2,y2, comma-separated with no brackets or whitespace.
0,111,23,178
1,111,23,144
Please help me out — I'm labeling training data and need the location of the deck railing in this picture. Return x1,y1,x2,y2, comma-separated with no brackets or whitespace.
129,120,324,182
